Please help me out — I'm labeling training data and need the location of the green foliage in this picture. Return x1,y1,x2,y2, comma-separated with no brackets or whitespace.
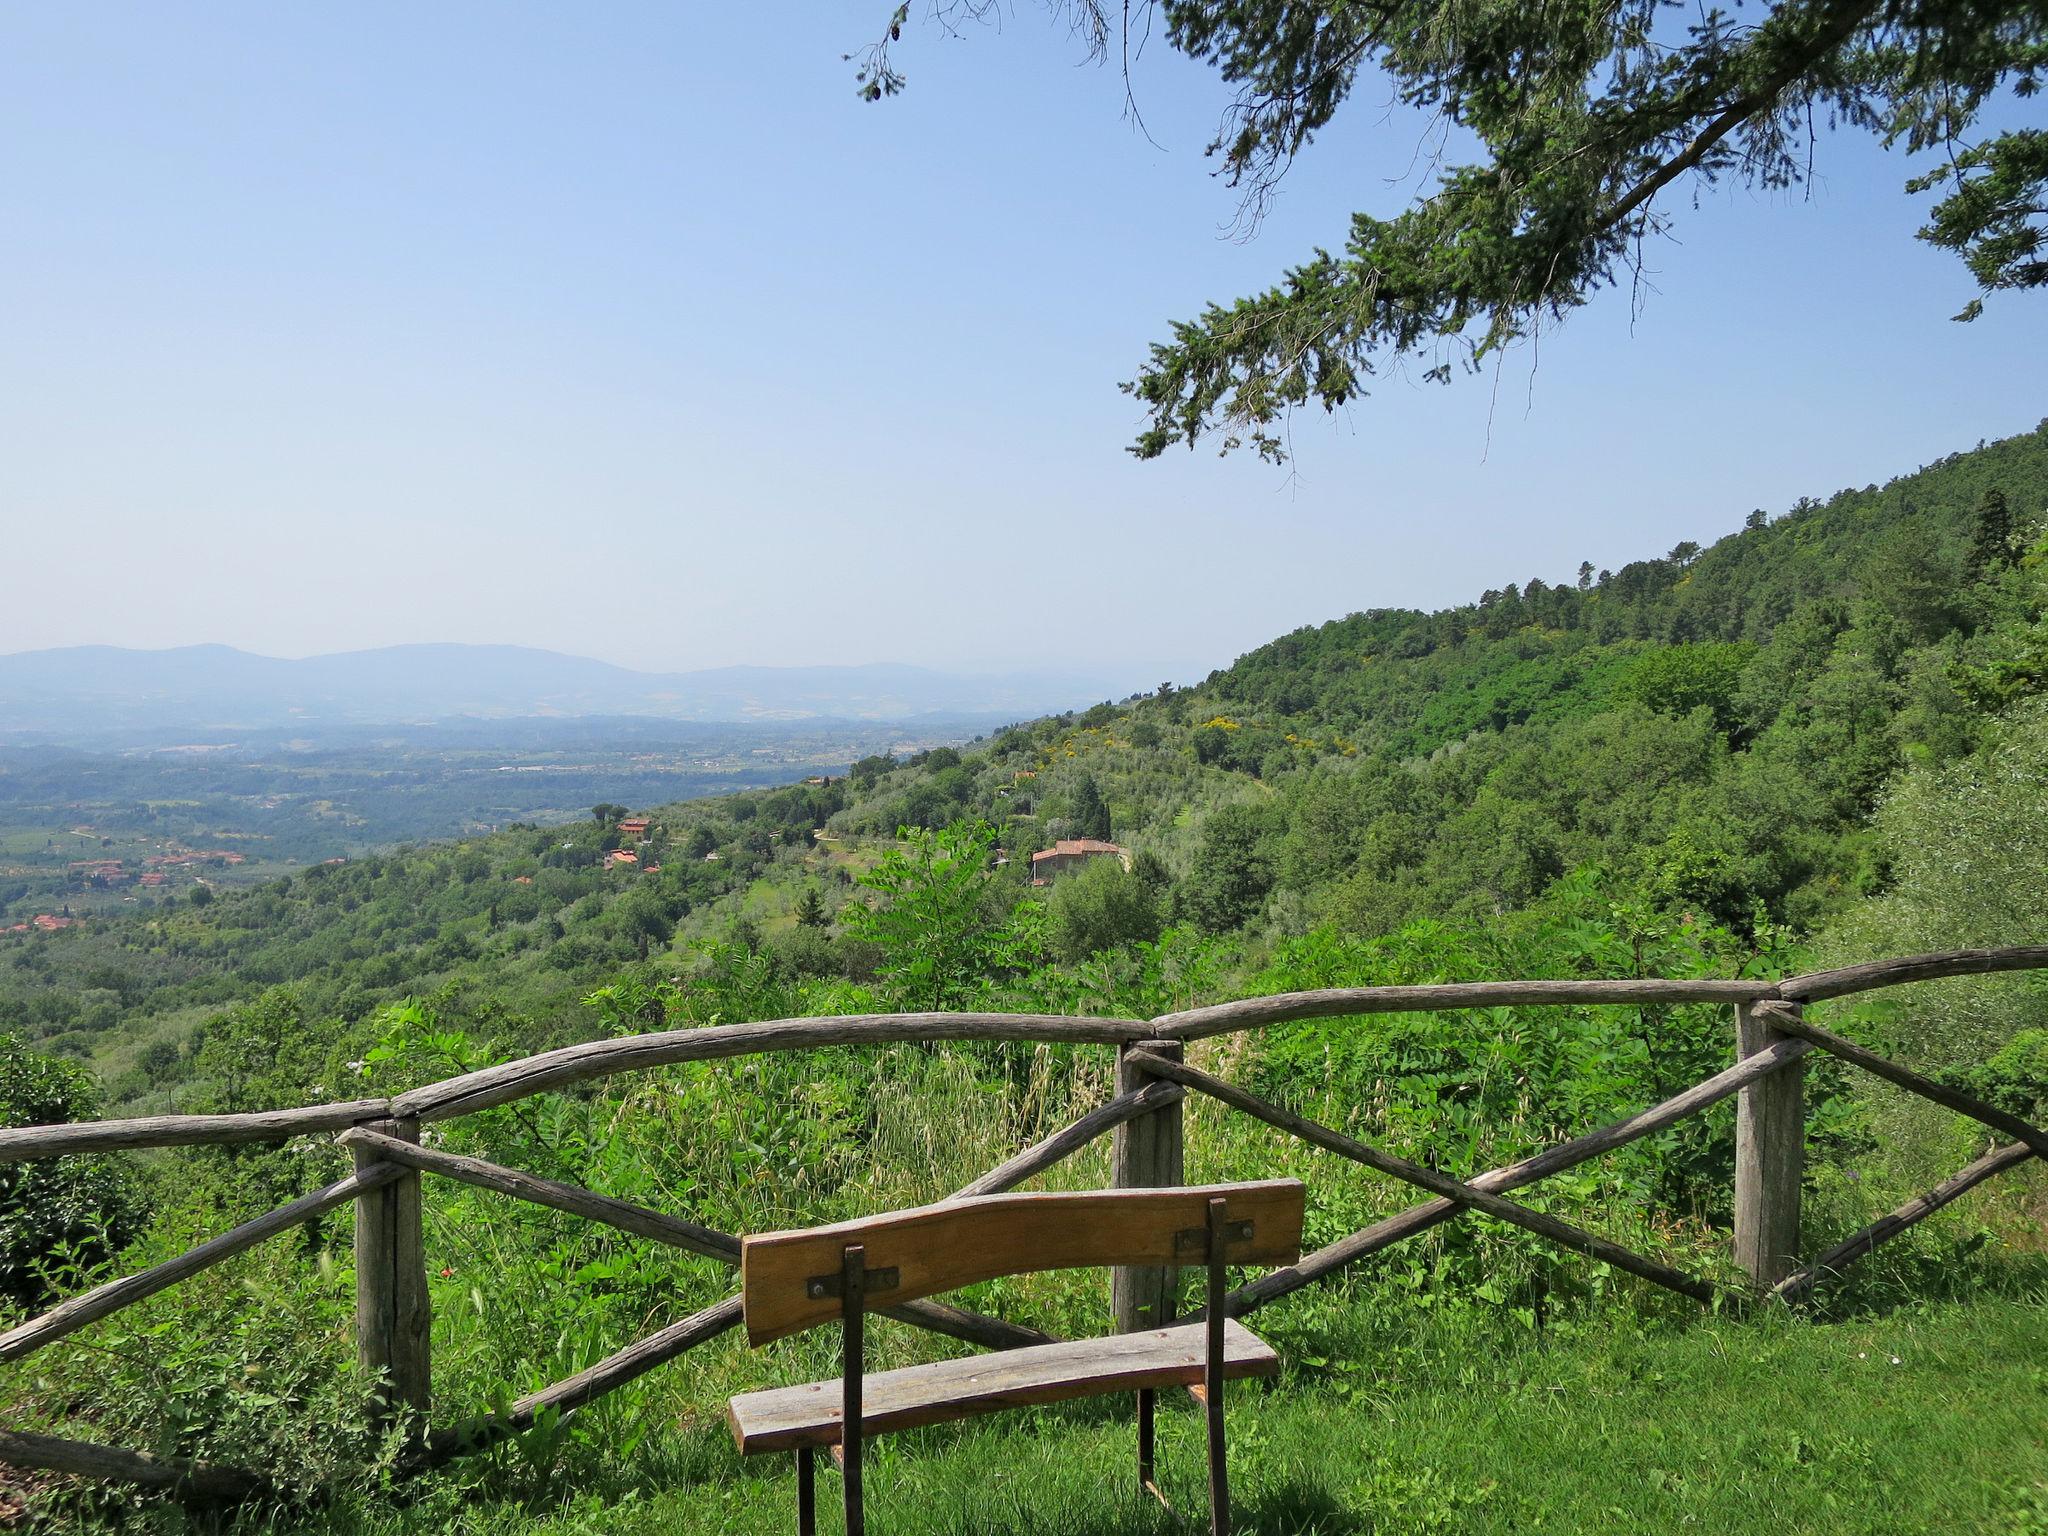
1613,643,1757,734
1972,486,2018,573
791,885,828,929
1820,701,2048,1177
8,432,2048,1531
1068,772,1111,841
1961,1029,2048,1123
1180,803,1280,934
1910,127,2048,318
3,426,2044,1113
1824,702,2048,1072
872,5,2047,457
0,1032,138,1309
843,821,1027,1010
1046,857,1161,962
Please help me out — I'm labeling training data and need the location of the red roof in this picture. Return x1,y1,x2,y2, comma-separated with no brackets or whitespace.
1030,839,1126,864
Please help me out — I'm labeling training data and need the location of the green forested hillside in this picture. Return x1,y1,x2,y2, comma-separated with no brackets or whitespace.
2,423,2045,1116
4,426,2047,1533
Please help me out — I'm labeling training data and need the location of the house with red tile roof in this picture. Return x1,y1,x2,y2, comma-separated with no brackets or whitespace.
1028,838,1130,884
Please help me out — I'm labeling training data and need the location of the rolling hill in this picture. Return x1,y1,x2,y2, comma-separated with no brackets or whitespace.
2,420,2043,1116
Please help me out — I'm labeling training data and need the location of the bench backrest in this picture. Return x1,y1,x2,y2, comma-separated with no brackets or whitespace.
740,1179,1305,1345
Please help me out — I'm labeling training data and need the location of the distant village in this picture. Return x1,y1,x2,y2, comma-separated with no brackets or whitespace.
2,840,254,936
66,847,248,889
3,807,1137,937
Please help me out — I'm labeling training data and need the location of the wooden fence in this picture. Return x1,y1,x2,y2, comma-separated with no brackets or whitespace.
1,945,2043,1504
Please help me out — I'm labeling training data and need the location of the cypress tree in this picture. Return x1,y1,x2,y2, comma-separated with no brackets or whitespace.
1971,488,2015,573
1071,774,1111,841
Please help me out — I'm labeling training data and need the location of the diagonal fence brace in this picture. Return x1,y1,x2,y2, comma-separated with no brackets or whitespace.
1128,1050,1720,1306
339,1128,1050,1354
1219,1036,1810,1316
1750,1002,2048,1159
1771,1139,2036,1302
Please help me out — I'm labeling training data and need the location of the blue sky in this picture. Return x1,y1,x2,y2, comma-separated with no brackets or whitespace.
2,4,2041,689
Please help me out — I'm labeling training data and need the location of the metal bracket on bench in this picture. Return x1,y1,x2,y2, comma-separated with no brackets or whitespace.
807,1266,899,1300
1175,1219,1253,1254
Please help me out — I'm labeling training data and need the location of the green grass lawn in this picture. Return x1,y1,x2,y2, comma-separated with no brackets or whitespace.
297,1296,2047,1536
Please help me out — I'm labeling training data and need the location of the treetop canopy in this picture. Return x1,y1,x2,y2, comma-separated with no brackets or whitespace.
864,0,2045,460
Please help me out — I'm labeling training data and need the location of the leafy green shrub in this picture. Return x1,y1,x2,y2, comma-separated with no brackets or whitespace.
0,1031,139,1310
843,821,1029,1010
1179,804,1279,935
1959,1029,2048,1122
1613,643,1757,735
1047,859,1161,963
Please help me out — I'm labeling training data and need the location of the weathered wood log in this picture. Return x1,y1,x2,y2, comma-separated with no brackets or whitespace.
1753,1002,2048,1158
395,1013,1146,1122
0,1427,265,1503
951,1081,1183,1200
1733,1002,1805,1288
1778,945,2048,1003
0,1099,392,1164
1225,1036,1811,1314
338,1128,1047,1352
420,1294,746,1463
354,1121,430,1439
338,1126,742,1263
1112,1041,1185,1333
13,948,2046,1166
0,1163,402,1363
1772,1141,2035,1302
1129,1051,1718,1306
874,1296,1056,1351
1152,979,1776,1041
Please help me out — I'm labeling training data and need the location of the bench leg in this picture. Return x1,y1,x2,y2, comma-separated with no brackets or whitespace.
795,1448,815,1536
841,1245,866,1536
1206,1388,1228,1536
1206,1198,1230,1536
1137,1387,1157,1497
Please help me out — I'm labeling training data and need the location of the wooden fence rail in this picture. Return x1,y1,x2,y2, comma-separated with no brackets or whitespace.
1,945,2043,1503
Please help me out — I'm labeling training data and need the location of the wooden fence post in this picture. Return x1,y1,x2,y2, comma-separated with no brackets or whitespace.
1733,1003,1804,1289
354,1117,430,1439
1112,1039,1184,1332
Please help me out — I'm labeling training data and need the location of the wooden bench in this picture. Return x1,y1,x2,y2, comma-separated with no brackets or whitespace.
728,1180,1305,1536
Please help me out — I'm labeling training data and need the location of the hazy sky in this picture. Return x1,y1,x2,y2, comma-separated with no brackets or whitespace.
3,6,2041,688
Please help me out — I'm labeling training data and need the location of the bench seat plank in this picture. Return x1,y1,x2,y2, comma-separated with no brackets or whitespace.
729,1319,1278,1455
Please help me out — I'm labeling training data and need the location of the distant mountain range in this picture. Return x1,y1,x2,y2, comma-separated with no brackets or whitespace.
0,644,1133,739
